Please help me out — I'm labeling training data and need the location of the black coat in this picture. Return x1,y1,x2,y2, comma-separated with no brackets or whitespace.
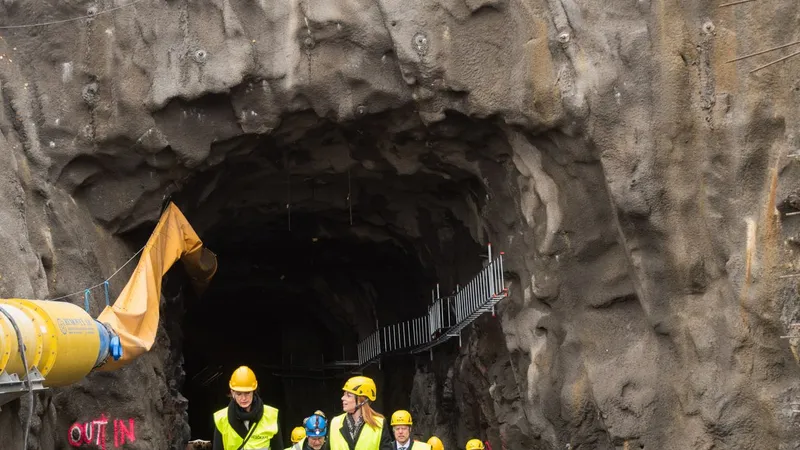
302,438,331,450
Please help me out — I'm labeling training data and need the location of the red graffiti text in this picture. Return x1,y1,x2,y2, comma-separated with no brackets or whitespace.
68,414,136,449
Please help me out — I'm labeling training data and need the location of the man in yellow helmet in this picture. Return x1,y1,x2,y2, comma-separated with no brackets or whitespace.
213,366,284,450
464,439,484,450
285,427,305,450
389,410,431,450
329,375,392,450
426,436,444,450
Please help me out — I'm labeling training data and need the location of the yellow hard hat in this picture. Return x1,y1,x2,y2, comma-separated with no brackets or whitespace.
342,375,377,401
465,439,484,450
427,436,444,450
229,366,258,392
391,410,413,426
291,427,305,443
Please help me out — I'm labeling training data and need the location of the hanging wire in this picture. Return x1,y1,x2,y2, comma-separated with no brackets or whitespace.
726,40,800,63
103,280,111,306
46,244,146,302
718,0,755,6
285,151,292,231
347,169,353,225
0,0,147,30
751,49,800,74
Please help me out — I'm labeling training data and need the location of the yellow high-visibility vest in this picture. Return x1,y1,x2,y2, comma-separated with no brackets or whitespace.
393,440,433,450
329,413,384,450
284,440,304,450
411,441,433,450
214,405,279,450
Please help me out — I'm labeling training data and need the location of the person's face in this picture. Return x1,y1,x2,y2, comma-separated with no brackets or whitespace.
342,391,356,413
231,390,253,409
393,425,410,444
308,437,325,450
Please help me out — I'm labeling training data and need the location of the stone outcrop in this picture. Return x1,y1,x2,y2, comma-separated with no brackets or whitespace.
0,0,798,449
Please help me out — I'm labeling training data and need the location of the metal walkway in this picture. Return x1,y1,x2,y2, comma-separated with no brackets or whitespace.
188,245,508,381
357,244,508,367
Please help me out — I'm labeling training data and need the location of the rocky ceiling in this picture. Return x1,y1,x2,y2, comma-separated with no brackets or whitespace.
0,0,798,449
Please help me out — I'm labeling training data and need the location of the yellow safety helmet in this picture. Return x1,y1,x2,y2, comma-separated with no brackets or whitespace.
342,375,377,401
391,410,413,426
229,366,258,392
465,439,484,450
427,437,444,450
291,427,305,443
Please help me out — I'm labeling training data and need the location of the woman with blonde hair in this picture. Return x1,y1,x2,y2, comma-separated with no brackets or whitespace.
329,376,392,450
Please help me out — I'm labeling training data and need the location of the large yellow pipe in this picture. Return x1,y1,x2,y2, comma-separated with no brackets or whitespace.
0,303,42,376
0,299,102,387
0,202,216,387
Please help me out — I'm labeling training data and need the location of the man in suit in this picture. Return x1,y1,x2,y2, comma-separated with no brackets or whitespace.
389,411,431,450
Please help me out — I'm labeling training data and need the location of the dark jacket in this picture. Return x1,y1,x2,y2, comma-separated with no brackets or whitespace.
390,441,427,450
302,438,331,450
335,416,393,450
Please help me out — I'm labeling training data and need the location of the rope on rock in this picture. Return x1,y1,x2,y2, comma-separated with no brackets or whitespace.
46,244,146,302
0,0,146,30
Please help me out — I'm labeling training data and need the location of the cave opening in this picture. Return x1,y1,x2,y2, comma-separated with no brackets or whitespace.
162,108,507,443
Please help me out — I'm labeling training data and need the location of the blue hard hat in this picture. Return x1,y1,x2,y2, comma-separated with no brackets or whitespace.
305,414,327,437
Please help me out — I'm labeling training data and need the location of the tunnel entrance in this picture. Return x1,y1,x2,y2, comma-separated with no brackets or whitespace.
163,108,505,443
181,223,435,440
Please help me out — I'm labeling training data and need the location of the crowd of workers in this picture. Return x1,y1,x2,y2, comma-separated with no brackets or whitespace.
212,366,486,450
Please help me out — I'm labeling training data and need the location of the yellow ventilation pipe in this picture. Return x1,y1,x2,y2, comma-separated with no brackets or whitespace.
0,202,216,391
0,299,104,387
0,302,42,377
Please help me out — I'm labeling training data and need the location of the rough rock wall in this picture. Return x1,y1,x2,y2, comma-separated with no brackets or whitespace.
0,1,797,450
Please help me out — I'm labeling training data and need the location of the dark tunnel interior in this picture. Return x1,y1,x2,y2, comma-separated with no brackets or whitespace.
181,222,437,441
152,110,503,442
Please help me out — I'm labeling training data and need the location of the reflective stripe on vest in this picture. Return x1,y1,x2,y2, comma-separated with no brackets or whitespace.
329,413,384,450
214,405,279,450
411,441,433,450
284,439,304,450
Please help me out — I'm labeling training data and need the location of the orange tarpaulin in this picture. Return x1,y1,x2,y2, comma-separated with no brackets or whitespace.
96,202,217,371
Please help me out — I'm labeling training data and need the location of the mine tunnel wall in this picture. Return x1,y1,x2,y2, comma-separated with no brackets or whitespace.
0,0,799,449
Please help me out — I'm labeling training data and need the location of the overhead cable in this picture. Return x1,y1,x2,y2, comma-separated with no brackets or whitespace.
0,0,146,30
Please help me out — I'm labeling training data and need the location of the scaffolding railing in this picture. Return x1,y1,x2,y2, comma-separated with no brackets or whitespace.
428,294,456,336
357,244,508,367
357,329,382,365
381,316,430,353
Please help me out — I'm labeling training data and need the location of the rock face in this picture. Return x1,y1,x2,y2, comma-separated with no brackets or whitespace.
0,1,799,449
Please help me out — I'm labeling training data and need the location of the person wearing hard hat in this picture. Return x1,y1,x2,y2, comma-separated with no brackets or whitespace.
464,439,484,450
213,366,284,450
426,437,444,450
390,410,431,450
329,375,392,450
303,410,326,427
285,427,306,450
301,413,329,450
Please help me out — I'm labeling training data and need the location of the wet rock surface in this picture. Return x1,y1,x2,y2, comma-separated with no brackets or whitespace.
0,1,798,449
